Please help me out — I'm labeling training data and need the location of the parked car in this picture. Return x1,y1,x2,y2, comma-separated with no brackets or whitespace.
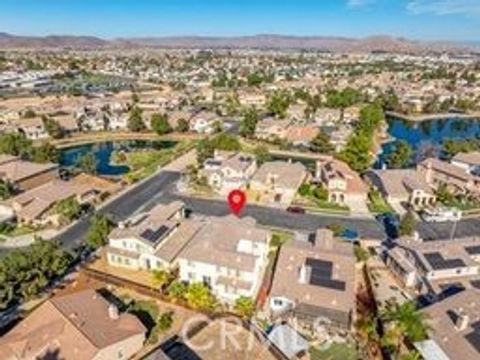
286,206,306,214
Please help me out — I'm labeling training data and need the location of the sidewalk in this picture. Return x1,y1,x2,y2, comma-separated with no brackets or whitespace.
0,229,59,249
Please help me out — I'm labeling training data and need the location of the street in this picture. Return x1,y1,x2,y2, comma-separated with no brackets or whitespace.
2,170,479,256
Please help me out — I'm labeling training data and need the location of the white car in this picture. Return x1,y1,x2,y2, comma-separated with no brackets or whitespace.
422,208,462,223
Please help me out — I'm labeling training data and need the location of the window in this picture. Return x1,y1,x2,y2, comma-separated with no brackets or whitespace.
125,258,130,266
273,299,283,306
203,276,212,285
118,350,124,359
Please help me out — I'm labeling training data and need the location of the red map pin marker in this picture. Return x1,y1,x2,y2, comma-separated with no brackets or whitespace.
228,189,246,216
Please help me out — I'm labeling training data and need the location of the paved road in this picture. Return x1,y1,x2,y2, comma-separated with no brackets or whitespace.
159,193,385,238
5,169,480,255
55,171,181,251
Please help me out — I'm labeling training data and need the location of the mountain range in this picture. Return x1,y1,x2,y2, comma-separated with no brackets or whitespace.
0,32,477,53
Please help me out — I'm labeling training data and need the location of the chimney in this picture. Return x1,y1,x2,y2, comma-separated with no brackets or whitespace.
299,264,308,284
454,309,469,331
424,160,433,184
108,304,119,320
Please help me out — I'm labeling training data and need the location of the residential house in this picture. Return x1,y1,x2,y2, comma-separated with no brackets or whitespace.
189,110,218,134
416,289,480,360
0,155,58,192
269,229,355,330
365,169,436,211
106,201,203,271
0,289,146,360
385,236,480,298
178,215,270,304
250,161,307,206
316,157,368,207
7,174,118,227
418,157,480,198
451,152,480,175
202,151,257,195
255,118,290,141
284,125,319,147
12,117,49,140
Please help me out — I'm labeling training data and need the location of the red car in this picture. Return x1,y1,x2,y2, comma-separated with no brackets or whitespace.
286,206,306,214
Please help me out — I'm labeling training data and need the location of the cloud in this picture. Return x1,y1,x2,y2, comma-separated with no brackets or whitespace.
407,0,480,16
347,0,376,8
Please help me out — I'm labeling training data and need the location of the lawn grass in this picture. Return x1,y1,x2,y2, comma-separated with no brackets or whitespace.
367,189,394,214
270,230,294,248
123,140,195,183
309,343,357,360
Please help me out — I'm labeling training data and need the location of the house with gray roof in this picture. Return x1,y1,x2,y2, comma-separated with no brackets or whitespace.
269,229,355,330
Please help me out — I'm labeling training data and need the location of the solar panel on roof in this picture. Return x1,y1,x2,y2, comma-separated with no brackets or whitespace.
306,258,346,291
423,252,466,270
465,245,480,255
465,331,480,354
140,225,169,244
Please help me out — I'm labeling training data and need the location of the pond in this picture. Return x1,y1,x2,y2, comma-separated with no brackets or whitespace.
59,140,177,176
377,116,480,168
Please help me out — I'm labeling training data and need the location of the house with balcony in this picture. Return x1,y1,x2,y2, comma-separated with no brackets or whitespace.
106,201,202,271
178,215,270,304
201,151,257,195
315,157,368,208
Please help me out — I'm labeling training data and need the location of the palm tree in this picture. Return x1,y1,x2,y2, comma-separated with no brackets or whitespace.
382,301,429,344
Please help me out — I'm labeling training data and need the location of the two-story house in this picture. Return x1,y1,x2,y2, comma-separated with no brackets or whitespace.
316,157,368,208
178,215,270,304
269,229,355,330
250,161,307,206
202,151,257,195
106,201,202,271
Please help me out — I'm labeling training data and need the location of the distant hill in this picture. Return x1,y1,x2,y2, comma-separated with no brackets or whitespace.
0,32,476,53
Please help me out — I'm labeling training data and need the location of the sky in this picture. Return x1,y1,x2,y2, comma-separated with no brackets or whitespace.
1,0,479,41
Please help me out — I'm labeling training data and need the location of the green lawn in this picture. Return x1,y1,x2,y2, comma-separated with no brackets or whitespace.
270,230,294,248
122,140,195,183
309,343,358,360
367,189,394,214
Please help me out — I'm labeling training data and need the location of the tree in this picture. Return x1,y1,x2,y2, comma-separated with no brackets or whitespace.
234,296,255,318
23,109,37,118
127,106,146,132
0,179,14,200
210,133,241,151
176,118,189,133
152,269,170,289
339,103,384,172
151,113,172,135
398,211,416,237
196,139,215,165
239,107,259,138
54,197,82,222
86,214,113,249
212,120,223,133
0,133,32,157
386,140,412,169
266,90,292,118
310,129,334,154
167,280,187,299
76,153,97,174
42,116,64,139
0,240,72,310
253,145,271,165
157,311,174,332
382,301,429,344
185,282,217,310
30,143,59,163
